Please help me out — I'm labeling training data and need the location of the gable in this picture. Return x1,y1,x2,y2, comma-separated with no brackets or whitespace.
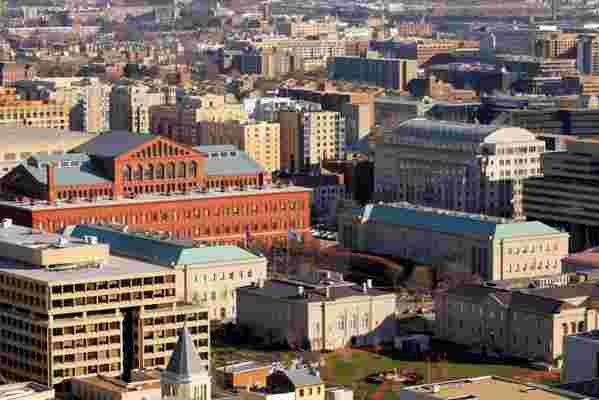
1,164,42,187
117,136,206,163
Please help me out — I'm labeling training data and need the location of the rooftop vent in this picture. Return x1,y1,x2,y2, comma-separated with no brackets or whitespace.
1,218,12,228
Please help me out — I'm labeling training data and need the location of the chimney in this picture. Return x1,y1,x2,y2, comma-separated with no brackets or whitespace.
46,163,56,202
367,279,373,289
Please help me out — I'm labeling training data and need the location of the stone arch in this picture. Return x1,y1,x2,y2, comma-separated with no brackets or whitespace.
123,164,132,181
134,165,143,181
156,163,165,179
144,163,154,180
166,162,175,178
178,161,186,178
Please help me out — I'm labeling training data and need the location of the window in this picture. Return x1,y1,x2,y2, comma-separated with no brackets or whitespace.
562,323,568,336
299,389,304,397
247,270,253,278
337,317,345,330
579,321,586,332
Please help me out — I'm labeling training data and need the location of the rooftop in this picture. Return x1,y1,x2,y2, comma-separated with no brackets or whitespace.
65,224,264,268
194,145,265,176
0,254,171,285
402,376,587,400
0,382,54,400
357,203,563,240
0,128,95,148
216,361,271,374
238,278,391,303
0,185,311,211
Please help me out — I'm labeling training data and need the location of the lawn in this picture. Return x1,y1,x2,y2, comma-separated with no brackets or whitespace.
320,349,539,400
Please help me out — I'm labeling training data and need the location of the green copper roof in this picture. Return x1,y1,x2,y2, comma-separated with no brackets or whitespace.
65,224,262,267
360,204,563,239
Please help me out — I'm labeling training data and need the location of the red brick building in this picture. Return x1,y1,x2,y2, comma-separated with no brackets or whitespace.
0,133,310,249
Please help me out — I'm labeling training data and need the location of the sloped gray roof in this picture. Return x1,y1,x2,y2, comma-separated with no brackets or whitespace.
194,145,265,176
21,162,111,186
74,131,156,158
285,368,322,387
166,328,208,381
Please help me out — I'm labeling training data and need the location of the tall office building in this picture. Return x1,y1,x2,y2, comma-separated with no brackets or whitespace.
523,138,599,251
577,35,599,75
0,219,208,389
110,83,165,134
375,119,545,218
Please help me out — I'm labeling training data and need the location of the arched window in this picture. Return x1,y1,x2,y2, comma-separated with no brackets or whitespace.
190,161,197,177
166,162,175,178
134,165,143,180
144,164,154,180
156,164,165,179
123,165,132,181
178,162,186,178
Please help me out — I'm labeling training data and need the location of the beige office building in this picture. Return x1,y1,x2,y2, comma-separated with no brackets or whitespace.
436,284,599,365
237,274,396,350
0,128,95,177
338,203,569,281
0,220,208,388
524,138,599,251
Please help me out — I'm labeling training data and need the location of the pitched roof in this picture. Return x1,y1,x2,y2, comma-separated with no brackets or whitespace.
285,368,322,387
194,145,265,176
73,131,156,158
166,328,208,381
445,285,574,314
20,161,111,186
360,204,562,239
65,224,262,267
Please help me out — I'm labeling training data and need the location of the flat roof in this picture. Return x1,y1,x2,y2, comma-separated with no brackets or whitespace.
216,361,271,374
0,128,95,147
403,376,587,400
0,185,311,211
0,254,172,284
0,221,93,250
0,382,53,399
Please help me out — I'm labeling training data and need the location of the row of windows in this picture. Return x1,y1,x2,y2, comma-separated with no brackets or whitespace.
50,289,175,309
507,242,560,255
193,269,254,283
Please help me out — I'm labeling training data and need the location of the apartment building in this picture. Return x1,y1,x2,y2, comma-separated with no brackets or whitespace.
237,275,396,350
278,105,345,172
338,202,569,281
0,87,70,130
372,39,480,66
255,39,346,70
110,83,165,134
375,118,545,218
0,128,94,177
65,223,268,322
523,138,599,251
0,219,208,388
277,16,337,39
530,31,578,59
0,62,35,86
327,56,417,91
435,284,599,364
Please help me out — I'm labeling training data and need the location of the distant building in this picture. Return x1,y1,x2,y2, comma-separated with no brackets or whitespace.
276,16,337,39
327,56,416,91
110,83,165,134
0,87,70,130
288,172,347,223
374,119,545,218
237,276,396,350
338,202,568,281
0,128,94,177
530,31,577,59
577,35,599,75
0,62,35,87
